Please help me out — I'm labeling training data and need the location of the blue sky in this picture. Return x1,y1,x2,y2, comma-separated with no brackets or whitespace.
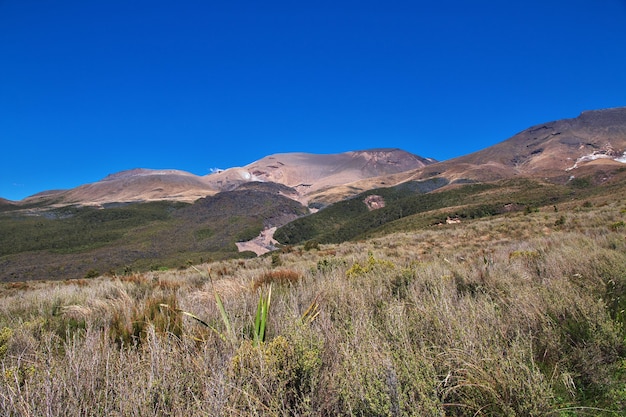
1,1,625,201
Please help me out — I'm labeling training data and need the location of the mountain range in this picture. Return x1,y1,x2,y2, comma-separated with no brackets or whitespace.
1,107,625,281
9,107,626,209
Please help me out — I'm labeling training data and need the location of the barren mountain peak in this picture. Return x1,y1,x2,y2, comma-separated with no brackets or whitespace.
13,149,433,207
102,168,197,181
578,106,626,123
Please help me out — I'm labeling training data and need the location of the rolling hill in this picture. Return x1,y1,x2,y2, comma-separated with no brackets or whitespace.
0,189,307,281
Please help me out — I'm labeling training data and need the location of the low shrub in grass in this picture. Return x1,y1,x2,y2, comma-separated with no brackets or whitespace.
229,336,299,413
346,252,395,278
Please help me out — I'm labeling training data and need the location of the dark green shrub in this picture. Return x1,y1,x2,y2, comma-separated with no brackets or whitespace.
304,240,320,251
84,269,99,279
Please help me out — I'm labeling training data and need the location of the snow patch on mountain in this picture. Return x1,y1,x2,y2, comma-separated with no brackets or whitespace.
565,143,626,171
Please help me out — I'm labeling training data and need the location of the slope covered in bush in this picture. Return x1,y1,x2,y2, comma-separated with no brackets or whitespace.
0,189,307,281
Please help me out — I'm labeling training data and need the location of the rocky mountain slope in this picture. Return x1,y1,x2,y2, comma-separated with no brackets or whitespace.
323,107,626,202
414,107,626,184
22,169,218,206
2,106,626,281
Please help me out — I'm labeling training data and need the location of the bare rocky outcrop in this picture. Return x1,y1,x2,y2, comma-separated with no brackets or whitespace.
364,195,385,211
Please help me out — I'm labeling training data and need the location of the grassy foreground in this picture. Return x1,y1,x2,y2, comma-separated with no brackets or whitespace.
1,200,625,416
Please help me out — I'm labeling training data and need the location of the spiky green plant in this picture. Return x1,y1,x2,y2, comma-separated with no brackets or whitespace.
183,266,272,346
253,284,272,345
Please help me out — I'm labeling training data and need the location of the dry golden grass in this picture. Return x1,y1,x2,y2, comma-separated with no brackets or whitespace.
1,201,625,415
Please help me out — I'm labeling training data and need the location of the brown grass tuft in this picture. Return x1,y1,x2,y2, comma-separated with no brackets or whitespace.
118,273,150,285
253,269,302,290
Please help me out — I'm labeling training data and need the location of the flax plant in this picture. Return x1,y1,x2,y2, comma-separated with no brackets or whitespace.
184,266,273,346
253,284,271,345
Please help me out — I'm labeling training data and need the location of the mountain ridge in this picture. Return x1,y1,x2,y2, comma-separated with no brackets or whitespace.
416,107,626,182
14,148,434,207
277,107,626,204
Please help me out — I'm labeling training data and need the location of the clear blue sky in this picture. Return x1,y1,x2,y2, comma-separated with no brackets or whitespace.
1,1,625,201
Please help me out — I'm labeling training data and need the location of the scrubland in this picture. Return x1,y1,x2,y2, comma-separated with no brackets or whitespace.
1,200,625,416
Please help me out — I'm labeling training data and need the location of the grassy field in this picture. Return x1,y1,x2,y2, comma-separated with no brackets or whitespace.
1,197,625,415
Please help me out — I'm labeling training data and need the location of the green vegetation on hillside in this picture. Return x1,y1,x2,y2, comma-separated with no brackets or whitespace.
0,201,185,255
275,177,604,245
2,175,620,282
0,190,307,281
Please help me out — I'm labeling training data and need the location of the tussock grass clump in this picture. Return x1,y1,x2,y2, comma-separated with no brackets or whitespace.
1,202,626,415
253,269,302,290
109,293,183,347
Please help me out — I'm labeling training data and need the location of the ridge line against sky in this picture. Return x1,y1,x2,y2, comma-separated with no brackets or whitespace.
1,0,626,201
